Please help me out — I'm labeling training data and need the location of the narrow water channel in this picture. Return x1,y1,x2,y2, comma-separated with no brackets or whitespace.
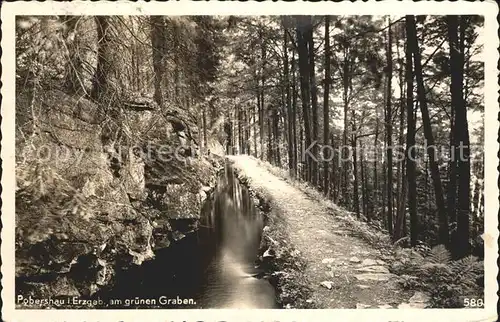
102,162,278,309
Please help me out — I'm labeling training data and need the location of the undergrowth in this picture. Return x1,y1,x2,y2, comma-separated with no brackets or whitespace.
392,244,484,308
257,206,315,309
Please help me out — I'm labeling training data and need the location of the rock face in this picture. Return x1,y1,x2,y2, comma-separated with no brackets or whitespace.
15,90,221,306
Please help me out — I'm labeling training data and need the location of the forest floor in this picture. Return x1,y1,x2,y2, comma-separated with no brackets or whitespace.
230,155,425,309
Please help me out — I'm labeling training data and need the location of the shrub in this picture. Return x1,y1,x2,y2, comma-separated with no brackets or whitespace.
396,244,484,308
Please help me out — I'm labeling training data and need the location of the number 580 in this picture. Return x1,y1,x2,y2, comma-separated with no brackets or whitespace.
463,298,484,307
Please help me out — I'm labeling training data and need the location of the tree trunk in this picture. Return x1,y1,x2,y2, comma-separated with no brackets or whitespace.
63,16,85,94
259,27,266,160
360,145,368,218
405,16,418,247
447,15,470,257
396,26,406,221
273,106,281,165
394,160,408,241
385,19,394,237
284,25,294,176
91,16,115,101
382,161,387,228
171,20,180,100
373,104,379,217
225,119,233,155
331,134,338,202
407,15,449,246
135,43,141,91
296,16,313,183
267,114,273,163
150,16,166,108
246,108,251,154
352,129,360,216
250,105,255,156
341,52,351,207
447,88,458,235
292,51,298,178
308,22,319,186
257,92,262,157
238,105,243,154
299,108,305,180
323,16,331,195
91,16,122,148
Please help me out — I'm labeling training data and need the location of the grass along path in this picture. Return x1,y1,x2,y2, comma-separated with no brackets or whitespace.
229,155,424,309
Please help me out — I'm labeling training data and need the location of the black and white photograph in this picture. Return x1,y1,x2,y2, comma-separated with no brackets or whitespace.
1,2,498,321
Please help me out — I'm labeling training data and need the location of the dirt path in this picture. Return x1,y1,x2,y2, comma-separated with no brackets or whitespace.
230,155,417,309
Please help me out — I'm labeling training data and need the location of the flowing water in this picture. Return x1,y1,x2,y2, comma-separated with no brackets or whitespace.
103,163,277,309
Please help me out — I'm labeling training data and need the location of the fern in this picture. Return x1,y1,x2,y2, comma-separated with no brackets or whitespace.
426,244,451,264
451,255,481,274
450,255,483,291
397,244,483,308
410,249,425,264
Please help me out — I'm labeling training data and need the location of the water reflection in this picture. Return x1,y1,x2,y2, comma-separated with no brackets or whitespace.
101,163,277,309
197,163,277,308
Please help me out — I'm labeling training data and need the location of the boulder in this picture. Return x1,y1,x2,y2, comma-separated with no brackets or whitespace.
397,292,430,309
320,281,334,290
408,291,431,308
